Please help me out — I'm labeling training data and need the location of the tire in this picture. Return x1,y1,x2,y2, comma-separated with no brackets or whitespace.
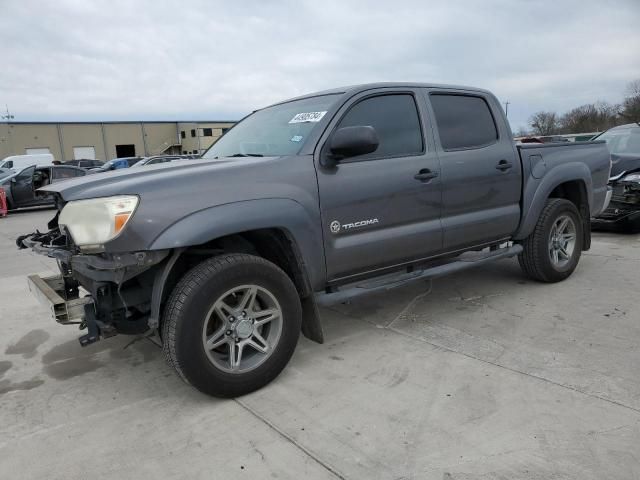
162,253,302,398
518,198,583,283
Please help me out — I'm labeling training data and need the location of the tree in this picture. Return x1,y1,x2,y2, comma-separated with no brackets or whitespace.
620,79,640,122
559,102,620,134
513,127,530,137
529,111,559,136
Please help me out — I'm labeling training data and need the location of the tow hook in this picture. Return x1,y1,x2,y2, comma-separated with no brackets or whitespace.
79,307,100,346
78,303,117,347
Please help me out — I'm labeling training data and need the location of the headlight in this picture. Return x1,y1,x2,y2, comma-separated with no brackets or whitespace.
622,172,640,183
58,195,139,249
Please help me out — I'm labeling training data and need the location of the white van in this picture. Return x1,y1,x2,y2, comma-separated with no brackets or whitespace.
0,153,54,171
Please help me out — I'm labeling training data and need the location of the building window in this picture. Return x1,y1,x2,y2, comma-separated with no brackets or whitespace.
190,129,196,137
180,131,186,139
202,128,213,137
183,150,187,154
192,150,199,154
221,128,230,135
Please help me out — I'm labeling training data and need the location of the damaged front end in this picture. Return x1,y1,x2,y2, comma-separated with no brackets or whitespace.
593,171,640,231
18,213,170,346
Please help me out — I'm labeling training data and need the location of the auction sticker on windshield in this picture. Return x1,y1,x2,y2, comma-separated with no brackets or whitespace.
289,111,327,123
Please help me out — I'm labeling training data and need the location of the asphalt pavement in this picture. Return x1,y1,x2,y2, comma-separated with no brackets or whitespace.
1,208,639,479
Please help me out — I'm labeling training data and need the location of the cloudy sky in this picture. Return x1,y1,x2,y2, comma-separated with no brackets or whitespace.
1,0,639,131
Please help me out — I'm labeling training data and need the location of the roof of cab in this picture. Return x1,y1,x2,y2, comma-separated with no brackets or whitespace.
266,82,493,108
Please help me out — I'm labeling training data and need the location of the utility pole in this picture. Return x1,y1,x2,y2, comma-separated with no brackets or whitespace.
1,105,14,121
503,101,510,118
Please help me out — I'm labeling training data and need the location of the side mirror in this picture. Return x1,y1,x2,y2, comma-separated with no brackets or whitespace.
323,126,379,167
10,177,16,183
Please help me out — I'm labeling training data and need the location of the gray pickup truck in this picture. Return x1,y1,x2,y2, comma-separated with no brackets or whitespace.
18,83,611,397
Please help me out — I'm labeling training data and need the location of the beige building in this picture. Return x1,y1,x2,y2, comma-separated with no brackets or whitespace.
0,120,235,161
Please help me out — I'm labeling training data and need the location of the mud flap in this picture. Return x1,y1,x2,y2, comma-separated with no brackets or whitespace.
580,204,591,251
300,295,324,344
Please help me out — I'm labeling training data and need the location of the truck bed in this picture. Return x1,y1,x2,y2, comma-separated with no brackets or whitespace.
515,140,611,239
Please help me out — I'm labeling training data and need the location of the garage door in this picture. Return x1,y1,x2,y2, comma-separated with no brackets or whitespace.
73,146,96,160
25,147,51,155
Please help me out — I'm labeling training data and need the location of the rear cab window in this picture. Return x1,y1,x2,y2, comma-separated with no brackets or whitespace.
429,94,498,150
52,167,82,180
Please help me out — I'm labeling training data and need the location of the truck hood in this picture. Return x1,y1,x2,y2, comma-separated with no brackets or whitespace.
610,153,640,178
39,157,279,201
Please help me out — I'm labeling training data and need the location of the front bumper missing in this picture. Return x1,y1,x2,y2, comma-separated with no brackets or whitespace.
27,273,108,346
27,274,92,325
20,228,171,345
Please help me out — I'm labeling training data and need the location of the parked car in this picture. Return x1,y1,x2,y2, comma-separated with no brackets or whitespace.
18,82,611,398
63,159,104,169
591,123,640,232
0,153,54,171
88,157,141,173
1,164,86,209
516,136,569,144
539,135,570,143
129,155,199,168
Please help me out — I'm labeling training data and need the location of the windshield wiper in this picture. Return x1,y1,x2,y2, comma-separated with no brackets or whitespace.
211,153,265,160
227,153,264,157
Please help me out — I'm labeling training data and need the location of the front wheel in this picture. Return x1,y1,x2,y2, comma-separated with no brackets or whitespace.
162,253,302,397
518,198,583,283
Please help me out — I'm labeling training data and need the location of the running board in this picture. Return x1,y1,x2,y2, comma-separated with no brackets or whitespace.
316,244,522,305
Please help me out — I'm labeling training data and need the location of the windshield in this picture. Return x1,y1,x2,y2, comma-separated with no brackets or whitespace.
595,126,640,155
203,94,341,159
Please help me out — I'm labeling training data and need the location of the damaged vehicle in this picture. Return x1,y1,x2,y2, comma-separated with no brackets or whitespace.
591,123,640,233
18,83,612,397
1,164,86,210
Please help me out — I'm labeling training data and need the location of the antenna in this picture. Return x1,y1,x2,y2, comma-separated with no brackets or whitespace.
503,101,510,118
1,105,14,121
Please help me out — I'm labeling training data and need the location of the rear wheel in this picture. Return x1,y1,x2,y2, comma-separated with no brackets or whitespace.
162,253,302,397
518,198,583,283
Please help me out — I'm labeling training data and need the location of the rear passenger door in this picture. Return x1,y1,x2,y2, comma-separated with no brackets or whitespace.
425,90,521,251
316,90,443,281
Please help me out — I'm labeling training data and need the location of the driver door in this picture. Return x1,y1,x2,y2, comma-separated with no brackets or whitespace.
316,90,443,281
11,166,36,207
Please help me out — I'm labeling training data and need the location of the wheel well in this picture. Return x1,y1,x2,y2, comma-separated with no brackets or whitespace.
548,180,588,210
162,228,311,305
548,179,591,250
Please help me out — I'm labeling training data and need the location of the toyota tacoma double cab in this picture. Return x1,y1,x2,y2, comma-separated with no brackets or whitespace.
18,83,612,397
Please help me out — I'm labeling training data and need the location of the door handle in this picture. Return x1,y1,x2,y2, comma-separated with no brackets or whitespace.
496,160,513,171
414,169,439,181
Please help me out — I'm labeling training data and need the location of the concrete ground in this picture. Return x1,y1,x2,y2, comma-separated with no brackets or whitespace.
0,208,639,480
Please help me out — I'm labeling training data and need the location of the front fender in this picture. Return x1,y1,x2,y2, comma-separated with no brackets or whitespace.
514,162,592,240
149,198,326,289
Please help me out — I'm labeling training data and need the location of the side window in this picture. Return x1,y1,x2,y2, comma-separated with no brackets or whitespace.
430,94,498,150
336,94,423,158
16,166,35,182
5,161,13,168
52,167,78,180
